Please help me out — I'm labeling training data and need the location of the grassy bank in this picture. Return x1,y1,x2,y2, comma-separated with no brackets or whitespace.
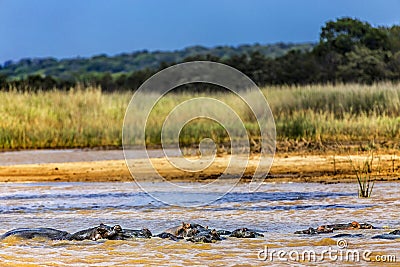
1,83,400,150
0,87,129,149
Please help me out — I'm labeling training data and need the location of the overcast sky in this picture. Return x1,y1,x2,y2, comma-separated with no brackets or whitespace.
0,0,399,63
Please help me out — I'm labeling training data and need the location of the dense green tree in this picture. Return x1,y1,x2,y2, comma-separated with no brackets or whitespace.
337,46,388,84
387,51,400,81
99,72,114,91
0,73,7,89
387,26,400,53
319,17,371,54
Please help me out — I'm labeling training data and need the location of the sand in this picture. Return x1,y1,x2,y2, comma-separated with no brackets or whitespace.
1,151,399,183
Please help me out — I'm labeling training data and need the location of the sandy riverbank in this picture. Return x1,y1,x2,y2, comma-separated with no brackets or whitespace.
1,151,399,183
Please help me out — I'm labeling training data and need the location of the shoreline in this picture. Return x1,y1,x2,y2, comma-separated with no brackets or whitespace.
1,151,399,183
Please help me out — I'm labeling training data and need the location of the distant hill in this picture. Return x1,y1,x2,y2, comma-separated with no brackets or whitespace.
2,18,399,89
0,42,314,80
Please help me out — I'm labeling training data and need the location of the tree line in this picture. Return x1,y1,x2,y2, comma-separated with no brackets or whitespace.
0,43,312,81
1,17,400,92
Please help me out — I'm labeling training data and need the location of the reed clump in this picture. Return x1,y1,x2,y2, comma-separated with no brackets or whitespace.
347,151,377,198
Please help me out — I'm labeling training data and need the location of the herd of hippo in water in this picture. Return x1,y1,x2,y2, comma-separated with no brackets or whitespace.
0,222,263,243
1,221,399,243
294,221,400,240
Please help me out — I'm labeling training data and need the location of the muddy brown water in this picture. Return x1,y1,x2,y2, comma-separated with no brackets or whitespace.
0,180,399,266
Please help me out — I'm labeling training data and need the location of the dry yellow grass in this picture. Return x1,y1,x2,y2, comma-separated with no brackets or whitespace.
1,83,400,150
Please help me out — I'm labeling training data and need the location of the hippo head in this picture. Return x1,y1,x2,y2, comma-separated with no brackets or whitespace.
182,222,192,230
92,224,110,240
389,229,400,235
93,229,107,240
210,229,221,239
113,225,123,232
176,222,193,237
141,228,152,238
185,228,199,237
108,225,123,238
350,221,361,229
92,224,122,240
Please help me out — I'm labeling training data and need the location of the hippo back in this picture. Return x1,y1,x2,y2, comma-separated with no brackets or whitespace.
0,228,71,240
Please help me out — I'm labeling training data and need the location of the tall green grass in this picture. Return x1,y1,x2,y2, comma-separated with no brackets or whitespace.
1,83,400,150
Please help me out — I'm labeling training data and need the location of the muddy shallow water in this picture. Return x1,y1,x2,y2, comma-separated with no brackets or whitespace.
0,182,399,266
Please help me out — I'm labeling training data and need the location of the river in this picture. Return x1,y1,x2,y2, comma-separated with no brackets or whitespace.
0,181,399,266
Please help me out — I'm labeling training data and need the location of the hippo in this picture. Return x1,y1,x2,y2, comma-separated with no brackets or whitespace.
359,223,375,229
181,224,223,243
185,223,212,237
189,223,207,231
156,222,195,240
325,221,374,230
156,223,225,242
155,232,183,241
186,228,221,243
109,228,152,240
0,228,71,241
295,221,374,235
294,226,333,235
389,229,400,235
216,230,232,236
162,222,193,237
229,228,264,238
372,229,400,240
69,224,122,241
331,233,363,238
294,227,318,235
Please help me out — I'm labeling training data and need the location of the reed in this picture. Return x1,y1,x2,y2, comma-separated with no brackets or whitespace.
347,151,376,198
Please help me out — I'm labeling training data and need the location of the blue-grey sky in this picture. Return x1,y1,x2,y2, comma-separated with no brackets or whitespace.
0,0,399,64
